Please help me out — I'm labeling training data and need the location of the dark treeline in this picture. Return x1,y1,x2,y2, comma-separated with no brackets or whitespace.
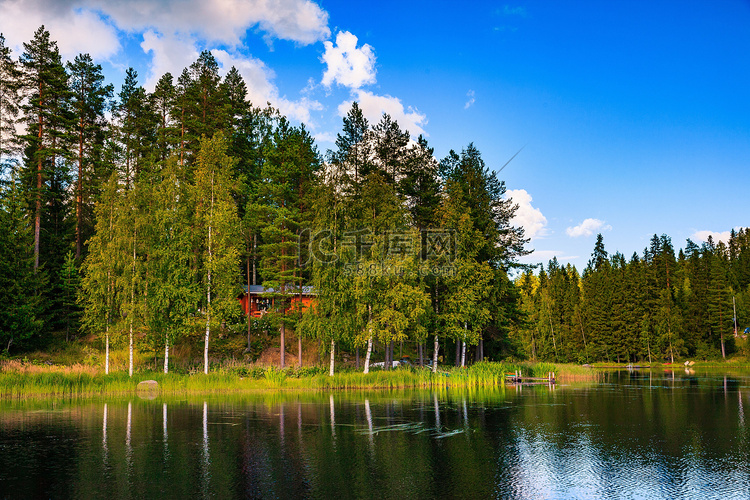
1,27,745,373
0,27,528,374
513,231,750,363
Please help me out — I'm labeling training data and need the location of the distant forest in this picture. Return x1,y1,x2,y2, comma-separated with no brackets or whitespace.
1,27,748,372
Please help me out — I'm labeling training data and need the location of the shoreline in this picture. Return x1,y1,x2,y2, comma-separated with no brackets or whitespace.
0,361,601,399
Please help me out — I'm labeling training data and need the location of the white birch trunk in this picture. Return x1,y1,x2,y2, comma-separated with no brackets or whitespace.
329,339,335,376
128,323,133,377
461,324,466,367
363,304,373,374
433,287,440,373
129,225,136,378
164,337,169,374
432,334,439,374
105,323,109,375
204,174,214,375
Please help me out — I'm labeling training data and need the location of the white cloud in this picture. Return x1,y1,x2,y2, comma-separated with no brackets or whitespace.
213,49,322,124
691,229,738,244
566,218,612,238
516,250,579,266
313,131,336,144
321,31,376,89
0,0,331,125
141,31,200,89
506,189,547,240
339,90,427,137
0,1,120,60
464,89,475,109
1,0,329,59
88,0,330,46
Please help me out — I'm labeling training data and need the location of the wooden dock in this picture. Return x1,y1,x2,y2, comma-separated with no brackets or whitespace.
505,371,556,385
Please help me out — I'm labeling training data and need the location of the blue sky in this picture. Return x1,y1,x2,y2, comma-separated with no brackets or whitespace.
2,0,748,270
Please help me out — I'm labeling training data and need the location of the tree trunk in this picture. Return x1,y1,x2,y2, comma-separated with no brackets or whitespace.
356,347,360,369
280,322,286,369
246,250,251,352
204,176,213,375
129,224,136,378
298,334,302,367
34,81,43,272
461,328,466,368
129,319,134,377
432,334,439,373
76,113,84,260
455,339,461,367
164,337,169,374
105,325,109,375
364,304,373,374
329,339,335,376
364,335,373,374
384,340,390,371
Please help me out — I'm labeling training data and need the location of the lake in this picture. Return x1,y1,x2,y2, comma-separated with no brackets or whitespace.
1,369,750,499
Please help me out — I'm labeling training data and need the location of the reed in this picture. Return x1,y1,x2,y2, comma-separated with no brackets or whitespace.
0,360,600,398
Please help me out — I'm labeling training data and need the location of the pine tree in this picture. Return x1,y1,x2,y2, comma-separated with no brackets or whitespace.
0,167,46,353
257,120,319,368
372,113,409,184
332,101,370,190
114,68,155,185
59,251,81,341
67,53,113,259
152,72,176,162
399,135,441,231
0,33,22,169
19,26,73,271
708,244,733,358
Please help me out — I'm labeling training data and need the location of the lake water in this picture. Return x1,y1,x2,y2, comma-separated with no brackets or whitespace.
2,370,750,499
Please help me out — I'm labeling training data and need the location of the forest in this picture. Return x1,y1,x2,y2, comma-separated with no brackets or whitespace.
0,27,748,374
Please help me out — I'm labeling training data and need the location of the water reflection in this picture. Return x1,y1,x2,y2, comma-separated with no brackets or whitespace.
3,372,750,498
201,400,210,497
102,403,108,465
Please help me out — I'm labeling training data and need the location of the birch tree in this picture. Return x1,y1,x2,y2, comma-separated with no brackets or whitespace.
80,175,121,374
144,157,198,373
194,132,241,374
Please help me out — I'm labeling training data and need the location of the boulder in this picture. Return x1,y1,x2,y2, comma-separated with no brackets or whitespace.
136,379,159,400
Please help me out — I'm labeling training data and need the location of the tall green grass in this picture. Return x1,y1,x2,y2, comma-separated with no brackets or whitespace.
0,360,601,399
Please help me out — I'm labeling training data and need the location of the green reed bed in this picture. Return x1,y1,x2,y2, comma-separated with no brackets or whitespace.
0,360,600,398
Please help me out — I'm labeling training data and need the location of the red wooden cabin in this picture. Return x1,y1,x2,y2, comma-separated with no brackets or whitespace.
238,285,315,318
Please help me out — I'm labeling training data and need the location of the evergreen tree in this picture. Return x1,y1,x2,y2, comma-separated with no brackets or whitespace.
372,113,409,184
708,244,733,358
332,101,370,190
0,33,22,170
59,251,81,342
67,53,113,259
114,68,155,185
152,72,177,161
19,26,73,271
256,120,319,368
0,167,46,352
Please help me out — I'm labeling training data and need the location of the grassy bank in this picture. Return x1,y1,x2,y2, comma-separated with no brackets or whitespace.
0,360,599,398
